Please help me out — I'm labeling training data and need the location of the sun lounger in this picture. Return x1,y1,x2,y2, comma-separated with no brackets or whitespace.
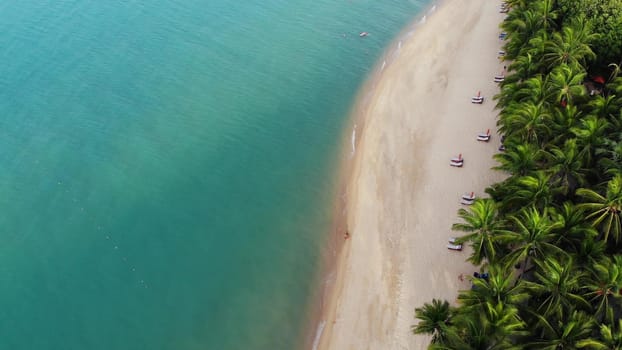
448,237,457,244
477,129,491,142
498,144,506,152
494,75,505,83
461,198,475,205
471,91,484,104
447,243,463,251
499,32,507,39
450,154,463,167
462,192,476,200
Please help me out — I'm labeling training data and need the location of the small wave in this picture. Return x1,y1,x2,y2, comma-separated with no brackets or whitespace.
420,15,426,24
429,5,436,14
398,41,402,50
311,321,326,350
381,60,386,71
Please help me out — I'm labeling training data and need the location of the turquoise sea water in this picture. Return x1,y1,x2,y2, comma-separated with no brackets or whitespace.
0,1,429,349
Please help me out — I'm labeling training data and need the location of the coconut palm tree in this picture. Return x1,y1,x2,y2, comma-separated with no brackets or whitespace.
503,171,557,210
439,303,526,350
522,256,590,318
570,115,609,169
543,18,597,70
528,309,596,349
576,175,622,244
596,134,622,178
589,94,621,122
550,104,582,145
577,317,622,349
503,206,564,275
452,199,504,265
533,0,558,31
498,101,552,144
412,299,453,344
551,202,598,250
574,237,607,268
545,138,588,195
548,64,587,107
508,51,542,82
582,255,622,322
494,141,543,176
457,264,528,310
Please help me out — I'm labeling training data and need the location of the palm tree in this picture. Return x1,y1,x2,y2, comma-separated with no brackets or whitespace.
412,299,453,344
523,74,556,106
457,264,528,310
452,199,504,265
551,202,598,250
494,141,543,176
503,206,564,275
582,255,622,322
589,94,620,122
498,101,552,145
576,175,622,244
502,10,551,63
545,138,588,195
550,104,582,145
570,115,609,168
508,51,542,82
543,18,597,70
522,256,590,318
528,309,595,349
439,303,526,350
549,64,587,107
574,237,607,268
596,134,622,178
533,0,557,31
608,63,622,83
577,317,622,349
503,171,556,210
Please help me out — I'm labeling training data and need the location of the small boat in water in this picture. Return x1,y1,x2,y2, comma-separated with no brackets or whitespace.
359,32,369,37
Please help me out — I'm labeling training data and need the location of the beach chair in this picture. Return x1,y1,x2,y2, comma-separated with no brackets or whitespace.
462,192,476,201
447,243,463,251
461,198,475,205
498,144,506,152
477,129,491,142
499,32,507,40
448,237,458,244
497,50,506,59
471,91,484,104
450,153,464,167
494,74,505,83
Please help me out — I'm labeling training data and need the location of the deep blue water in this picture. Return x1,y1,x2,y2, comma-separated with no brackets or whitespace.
0,0,429,348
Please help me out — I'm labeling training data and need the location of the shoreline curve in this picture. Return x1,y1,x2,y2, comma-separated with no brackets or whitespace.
314,0,507,348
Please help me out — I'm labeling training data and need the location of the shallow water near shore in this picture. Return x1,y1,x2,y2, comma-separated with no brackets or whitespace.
0,0,429,348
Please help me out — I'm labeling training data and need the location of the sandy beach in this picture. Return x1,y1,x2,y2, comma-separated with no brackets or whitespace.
316,0,507,348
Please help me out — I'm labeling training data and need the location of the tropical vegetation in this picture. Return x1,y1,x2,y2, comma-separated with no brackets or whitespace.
413,0,622,347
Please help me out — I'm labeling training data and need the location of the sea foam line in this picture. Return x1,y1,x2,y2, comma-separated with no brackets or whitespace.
311,321,326,350
351,124,357,156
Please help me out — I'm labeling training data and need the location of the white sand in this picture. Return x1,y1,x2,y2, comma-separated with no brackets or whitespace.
317,0,507,348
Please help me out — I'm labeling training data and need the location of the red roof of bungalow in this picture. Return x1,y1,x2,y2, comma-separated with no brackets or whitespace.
593,76,606,84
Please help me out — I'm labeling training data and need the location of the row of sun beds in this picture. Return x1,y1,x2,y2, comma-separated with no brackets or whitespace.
447,11,507,251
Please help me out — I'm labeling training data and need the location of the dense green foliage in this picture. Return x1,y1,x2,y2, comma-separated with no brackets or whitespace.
413,0,622,348
556,0,622,65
